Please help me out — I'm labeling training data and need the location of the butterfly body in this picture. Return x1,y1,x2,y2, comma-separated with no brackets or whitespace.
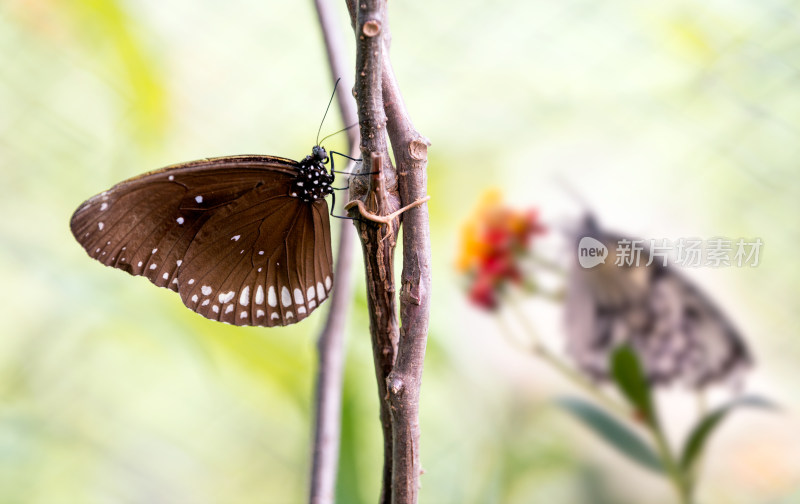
70,149,336,327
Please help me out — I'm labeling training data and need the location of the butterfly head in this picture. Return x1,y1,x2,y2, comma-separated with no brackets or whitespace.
311,145,329,164
290,146,335,203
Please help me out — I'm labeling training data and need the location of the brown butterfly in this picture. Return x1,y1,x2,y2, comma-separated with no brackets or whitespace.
70,149,338,327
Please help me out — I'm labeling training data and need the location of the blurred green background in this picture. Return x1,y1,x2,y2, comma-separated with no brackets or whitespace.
1,0,799,502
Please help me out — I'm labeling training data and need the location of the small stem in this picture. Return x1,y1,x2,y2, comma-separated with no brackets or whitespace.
684,390,709,495
346,195,430,226
505,296,630,419
528,254,568,276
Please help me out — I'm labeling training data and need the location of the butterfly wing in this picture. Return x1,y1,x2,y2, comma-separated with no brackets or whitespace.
565,215,751,387
70,155,334,327
177,183,333,326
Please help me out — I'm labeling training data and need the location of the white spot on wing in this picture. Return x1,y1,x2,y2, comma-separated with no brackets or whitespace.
317,282,326,301
307,286,315,300
100,202,108,211
298,306,307,315
152,248,158,254
271,312,279,320
188,279,195,285
177,217,184,225
286,311,294,319
168,175,174,181
195,195,203,203
98,222,104,231
240,311,247,319
309,300,317,309
281,286,291,307
255,285,264,305
325,276,332,289
231,235,241,241
137,261,143,267
162,273,169,280
257,309,265,318
225,304,234,314
219,291,235,304
268,286,277,307
191,294,198,303
149,263,157,270
258,250,264,255
294,288,304,305
212,305,219,313
201,285,212,296
176,260,182,267
201,299,209,306
240,286,250,306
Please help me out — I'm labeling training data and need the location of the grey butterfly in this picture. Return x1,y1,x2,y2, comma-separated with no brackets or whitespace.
565,214,751,388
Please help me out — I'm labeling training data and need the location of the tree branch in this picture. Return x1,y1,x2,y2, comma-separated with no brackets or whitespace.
346,0,431,501
309,0,361,502
347,1,401,502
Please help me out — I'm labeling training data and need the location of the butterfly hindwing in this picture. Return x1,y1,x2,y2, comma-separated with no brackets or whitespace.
177,184,333,326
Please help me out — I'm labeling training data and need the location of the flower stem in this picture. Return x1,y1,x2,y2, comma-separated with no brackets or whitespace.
505,294,694,504
504,296,630,419
647,422,692,504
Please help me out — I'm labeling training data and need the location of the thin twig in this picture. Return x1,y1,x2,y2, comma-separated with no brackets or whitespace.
310,0,360,502
345,195,430,227
380,21,432,504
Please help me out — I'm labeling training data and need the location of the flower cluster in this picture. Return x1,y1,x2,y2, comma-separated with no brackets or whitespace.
457,190,546,310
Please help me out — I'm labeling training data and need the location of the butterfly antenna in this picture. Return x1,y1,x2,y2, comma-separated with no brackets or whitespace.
553,175,599,235
318,122,359,145
555,175,592,212
316,78,341,146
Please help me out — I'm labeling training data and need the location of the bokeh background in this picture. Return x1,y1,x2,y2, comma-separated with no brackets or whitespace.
2,0,799,502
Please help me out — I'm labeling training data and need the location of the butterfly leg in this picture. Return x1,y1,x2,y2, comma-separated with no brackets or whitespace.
329,150,378,176
328,191,361,221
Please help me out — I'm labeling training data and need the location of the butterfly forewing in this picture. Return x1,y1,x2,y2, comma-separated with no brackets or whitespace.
70,154,334,327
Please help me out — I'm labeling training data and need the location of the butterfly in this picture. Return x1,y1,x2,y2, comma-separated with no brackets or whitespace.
70,147,344,327
565,214,751,388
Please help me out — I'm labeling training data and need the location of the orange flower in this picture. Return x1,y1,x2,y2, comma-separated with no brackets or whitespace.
457,190,545,310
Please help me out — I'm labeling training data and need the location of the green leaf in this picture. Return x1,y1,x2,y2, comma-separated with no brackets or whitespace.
680,395,776,473
610,346,655,424
557,396,664,474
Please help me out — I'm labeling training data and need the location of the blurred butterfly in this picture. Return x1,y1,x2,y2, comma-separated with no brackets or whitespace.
565,214,751,388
